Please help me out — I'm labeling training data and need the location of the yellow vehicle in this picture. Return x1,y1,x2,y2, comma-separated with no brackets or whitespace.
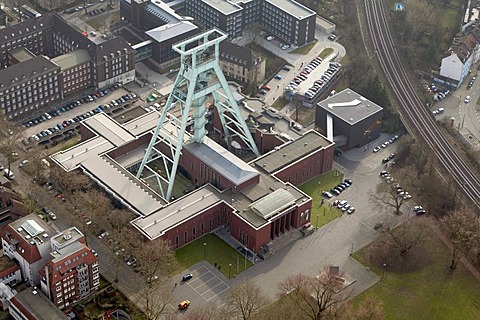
178,300,190,310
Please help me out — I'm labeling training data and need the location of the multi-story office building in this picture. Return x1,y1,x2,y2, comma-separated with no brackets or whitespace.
0,55,61,119
0,13,135,120
184,0,316,46
120,0,199,68
185,0,244,38
261,0,315,46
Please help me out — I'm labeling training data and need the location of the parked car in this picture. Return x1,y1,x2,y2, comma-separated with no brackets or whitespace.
328,34,337,41
373,146,381,153
178,300,191,310
182,273,194,281
322,191,332,198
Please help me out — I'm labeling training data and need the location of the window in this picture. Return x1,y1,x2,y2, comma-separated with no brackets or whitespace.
192,227,196,238
201,222,204,234
184,231,188,242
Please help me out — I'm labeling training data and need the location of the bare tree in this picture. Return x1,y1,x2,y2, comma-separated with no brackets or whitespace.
441,209,480,271
338,295,384,320
136,280,173,320
49,168,92,195
224,279,270,320
0,117,22,173
277,266,351,320
385,219,429,260
370,178,408,215
184,303,224,320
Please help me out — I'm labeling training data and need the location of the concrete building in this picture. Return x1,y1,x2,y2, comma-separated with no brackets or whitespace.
39,228,99,309
315,88,383,149
0,13,135,120
220,41,265,84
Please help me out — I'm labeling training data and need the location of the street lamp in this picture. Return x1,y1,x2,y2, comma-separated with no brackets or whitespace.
203,242,207,260
229,263,232,279
382,263,387,278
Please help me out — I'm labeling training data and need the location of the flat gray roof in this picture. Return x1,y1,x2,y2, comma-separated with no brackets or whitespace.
9,47,35,62
82,156,165,216
146,0,183,23
317,88,383,125
51,137,114,171
265,0,315,19
51,241,83,263
184,139,259,186
204,0,242,15
252,130,333,174
146,21,198,43
51,49,91,70
83,113,136,147
13,290,68,320
132,185,223,239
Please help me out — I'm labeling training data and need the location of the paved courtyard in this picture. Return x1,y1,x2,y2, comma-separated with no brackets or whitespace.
184,265,230,302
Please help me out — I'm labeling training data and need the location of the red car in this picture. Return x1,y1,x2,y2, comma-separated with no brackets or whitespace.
260,85,271,91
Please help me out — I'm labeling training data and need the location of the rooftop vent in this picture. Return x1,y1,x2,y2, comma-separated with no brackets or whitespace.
17,227,23,232
42,233,48,238
29,241,35,245
25,235,31,239
63,232,72,240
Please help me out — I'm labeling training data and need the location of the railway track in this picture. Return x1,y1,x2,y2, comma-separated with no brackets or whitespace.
364,0,480,209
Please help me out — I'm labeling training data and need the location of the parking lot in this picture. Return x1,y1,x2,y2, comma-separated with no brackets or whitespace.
22,87,137,141
182,265,229,302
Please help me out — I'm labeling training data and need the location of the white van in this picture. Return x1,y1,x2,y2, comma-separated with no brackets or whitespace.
3,169,15,180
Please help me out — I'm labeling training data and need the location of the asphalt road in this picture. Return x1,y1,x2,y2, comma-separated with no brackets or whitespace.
432,72,480,150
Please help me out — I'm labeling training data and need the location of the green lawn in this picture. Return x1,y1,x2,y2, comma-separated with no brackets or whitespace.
319,48,334,59
290,40,318,55
299,170,344,228
175,234,253,278
352,231,480,320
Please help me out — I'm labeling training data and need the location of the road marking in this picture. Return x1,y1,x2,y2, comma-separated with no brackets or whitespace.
186,266,230,302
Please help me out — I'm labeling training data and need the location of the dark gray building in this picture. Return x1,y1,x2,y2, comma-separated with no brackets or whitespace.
184,0,316,46
315,89,383,149
120,0,199,67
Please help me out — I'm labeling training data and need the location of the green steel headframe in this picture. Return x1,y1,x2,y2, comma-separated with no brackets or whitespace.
136,29,259,201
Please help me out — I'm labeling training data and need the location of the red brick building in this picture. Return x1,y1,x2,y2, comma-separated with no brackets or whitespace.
51,112,335,254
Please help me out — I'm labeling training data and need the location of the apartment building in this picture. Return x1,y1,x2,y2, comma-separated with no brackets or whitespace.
39,228,99,309
1,214,57,286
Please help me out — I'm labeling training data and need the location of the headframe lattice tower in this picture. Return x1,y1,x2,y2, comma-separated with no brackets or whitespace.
136,29,260,201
